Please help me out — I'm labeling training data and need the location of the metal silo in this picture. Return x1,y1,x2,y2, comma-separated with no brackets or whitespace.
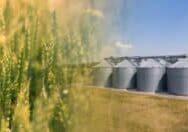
112,60,136,89
156,59,169,92
137,59,166,92
167,59,188,95
157,59,171,66
92,60,113,87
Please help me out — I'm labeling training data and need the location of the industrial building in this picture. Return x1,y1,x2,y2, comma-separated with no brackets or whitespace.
92,54,188,96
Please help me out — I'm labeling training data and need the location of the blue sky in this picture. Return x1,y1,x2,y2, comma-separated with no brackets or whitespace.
121,0,188,55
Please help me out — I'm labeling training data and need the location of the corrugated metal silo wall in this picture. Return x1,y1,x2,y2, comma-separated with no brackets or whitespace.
137,68,166,92
167,68,188,95
92,67,112,87
112,67,136,89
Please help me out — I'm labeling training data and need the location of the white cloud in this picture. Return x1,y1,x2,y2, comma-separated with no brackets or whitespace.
96,41,134,61
115,41,133,49
113,41,134,57
84,8,104,18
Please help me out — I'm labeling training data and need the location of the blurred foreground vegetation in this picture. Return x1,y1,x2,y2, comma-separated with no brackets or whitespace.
0,0,103,131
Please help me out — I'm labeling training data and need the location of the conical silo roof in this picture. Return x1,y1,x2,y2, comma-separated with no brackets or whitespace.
115,60,135,68
139,59,164,68
94,60,112,68
168,59,188,68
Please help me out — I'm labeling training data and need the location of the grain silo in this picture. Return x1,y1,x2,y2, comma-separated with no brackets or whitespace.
157,59,171,66
156,59,170,92
92,60,113,87
167,59,188,95
112,60,136,89
137,59,166,92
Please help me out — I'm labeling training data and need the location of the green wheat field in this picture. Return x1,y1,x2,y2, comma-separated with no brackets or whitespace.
0,0,97,131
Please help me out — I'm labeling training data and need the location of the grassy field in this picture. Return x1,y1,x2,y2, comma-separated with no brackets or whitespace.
71,87,188,132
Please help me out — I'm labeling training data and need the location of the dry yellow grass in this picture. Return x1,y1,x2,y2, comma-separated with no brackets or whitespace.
71,87,188,132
